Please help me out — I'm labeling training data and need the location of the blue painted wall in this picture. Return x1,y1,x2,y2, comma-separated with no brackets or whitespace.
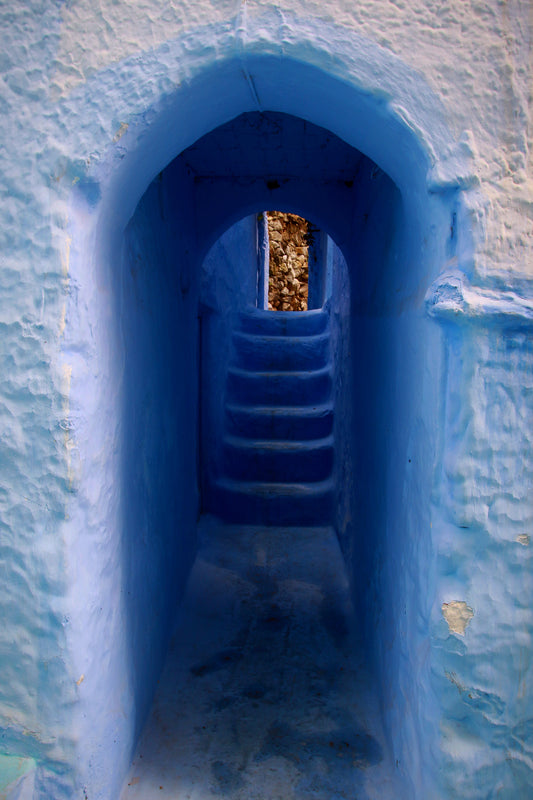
158,109,447,795
120,163,200,743
199,215,259,504
60,157,203,800
63,94,474,799
1,10,532,799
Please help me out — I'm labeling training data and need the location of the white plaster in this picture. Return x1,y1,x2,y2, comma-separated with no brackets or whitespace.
0,2,532,798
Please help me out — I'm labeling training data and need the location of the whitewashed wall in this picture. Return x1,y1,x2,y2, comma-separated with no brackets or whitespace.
0,2,531,798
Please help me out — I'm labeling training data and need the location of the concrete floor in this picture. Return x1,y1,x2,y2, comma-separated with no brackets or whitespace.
120,517,399,800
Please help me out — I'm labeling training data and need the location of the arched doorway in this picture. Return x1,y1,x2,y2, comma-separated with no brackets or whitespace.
64,21,473,799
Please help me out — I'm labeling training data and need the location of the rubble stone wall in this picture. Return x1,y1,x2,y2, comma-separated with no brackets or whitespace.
267,211,309,311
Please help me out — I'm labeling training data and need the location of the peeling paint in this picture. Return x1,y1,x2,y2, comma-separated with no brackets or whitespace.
113,122,129,143
61,364,77,491
517,534,530,547
445,670,466,693
61,364,72,415
442,601,474,636
0,754,36,797
61,235,71,281
59,303,67,339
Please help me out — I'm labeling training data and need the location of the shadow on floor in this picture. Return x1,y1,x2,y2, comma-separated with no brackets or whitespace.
120,517,398,800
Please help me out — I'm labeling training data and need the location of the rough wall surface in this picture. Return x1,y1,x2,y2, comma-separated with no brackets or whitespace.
50,0,533,279
0,4,79,797
430,318,533,797
0,1,532,798
267,212,309,311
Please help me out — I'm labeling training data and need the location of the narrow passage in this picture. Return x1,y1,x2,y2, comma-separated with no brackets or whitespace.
120,517,398,800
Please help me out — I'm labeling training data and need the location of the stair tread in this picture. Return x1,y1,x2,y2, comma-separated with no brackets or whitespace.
223,434,334,451
238,309,328,336
225,403,334,441
215,477,334,494
226,402,333,415
239,309,327,320
228,365,332,379
233,331,330,344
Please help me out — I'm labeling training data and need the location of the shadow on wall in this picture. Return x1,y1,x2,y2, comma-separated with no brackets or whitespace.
119,165,200,747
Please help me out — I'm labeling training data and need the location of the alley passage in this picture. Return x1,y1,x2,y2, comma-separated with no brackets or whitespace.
119,518,397,800
120,308,399,799
210,309,335,525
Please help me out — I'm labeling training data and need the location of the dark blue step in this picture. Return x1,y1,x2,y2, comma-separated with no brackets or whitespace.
238,308,328,337
226,366,332,406
222,434,334,482
225,403,334,440
232,331,330,371
210,477,335,525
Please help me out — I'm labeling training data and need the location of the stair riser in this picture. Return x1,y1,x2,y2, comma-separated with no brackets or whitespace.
226,408,334,440
227,371,332,406
208,486,334,525
233,333,330,371
223,445,334,482
238,311,327,337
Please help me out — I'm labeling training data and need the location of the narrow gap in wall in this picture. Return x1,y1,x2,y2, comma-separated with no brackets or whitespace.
267,211,311,311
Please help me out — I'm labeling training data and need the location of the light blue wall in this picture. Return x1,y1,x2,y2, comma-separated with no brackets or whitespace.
59,157,202,800
428,315,533,799
1,8,531,799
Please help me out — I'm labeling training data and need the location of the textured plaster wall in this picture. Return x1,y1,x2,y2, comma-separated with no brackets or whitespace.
50,0,533,279
0,1,532,799
0,5,78,798
429,318,533,797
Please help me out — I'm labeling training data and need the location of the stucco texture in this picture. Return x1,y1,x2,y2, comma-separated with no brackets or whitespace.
0,1,532,799
52,0,533,278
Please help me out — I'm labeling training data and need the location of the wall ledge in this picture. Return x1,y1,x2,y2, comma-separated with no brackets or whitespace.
426,271,533,327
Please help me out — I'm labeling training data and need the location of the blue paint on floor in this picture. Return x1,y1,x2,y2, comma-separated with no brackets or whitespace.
120,518,401,799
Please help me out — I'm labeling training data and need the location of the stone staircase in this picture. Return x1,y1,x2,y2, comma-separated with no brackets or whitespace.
211,308,334,525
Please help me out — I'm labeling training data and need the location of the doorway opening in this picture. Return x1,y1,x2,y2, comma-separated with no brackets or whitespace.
266,211,311,311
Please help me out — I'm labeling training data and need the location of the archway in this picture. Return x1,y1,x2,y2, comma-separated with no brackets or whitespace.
64,22,473,799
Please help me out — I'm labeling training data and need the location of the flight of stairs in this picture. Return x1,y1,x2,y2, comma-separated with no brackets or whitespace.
210,308,335,525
